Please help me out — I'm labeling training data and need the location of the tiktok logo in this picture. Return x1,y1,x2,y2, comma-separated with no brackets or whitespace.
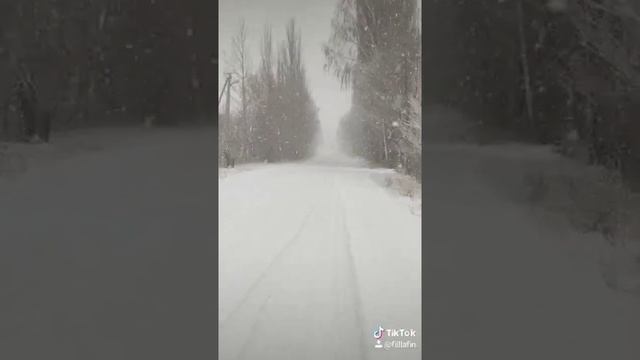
373,325,385,348
372,324,418,350
373,325,384,340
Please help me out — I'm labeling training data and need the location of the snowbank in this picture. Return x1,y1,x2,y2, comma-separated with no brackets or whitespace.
369,170,422,216
424,142,640,296
423,142,640,358
0,126,165,181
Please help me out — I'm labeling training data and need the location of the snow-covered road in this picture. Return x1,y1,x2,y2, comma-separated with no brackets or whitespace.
219,155,422,360
0,127,216,359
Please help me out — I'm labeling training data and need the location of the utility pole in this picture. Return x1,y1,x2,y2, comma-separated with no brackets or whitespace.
218,74,230,107
219,72,238,117
225,72,233,124
220,73,238,165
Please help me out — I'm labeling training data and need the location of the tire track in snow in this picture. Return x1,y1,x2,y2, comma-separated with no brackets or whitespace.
232,294,273,360
334,178,368,360
220,208,315,328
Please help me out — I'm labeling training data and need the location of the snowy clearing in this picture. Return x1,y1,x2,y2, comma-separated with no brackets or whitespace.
219,153,422,360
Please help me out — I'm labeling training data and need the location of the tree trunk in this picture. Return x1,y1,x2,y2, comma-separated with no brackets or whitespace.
382,120,389,163
516,0,534,127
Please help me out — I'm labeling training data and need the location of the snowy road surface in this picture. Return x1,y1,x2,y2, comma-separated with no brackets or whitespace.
0,127,216,359
219,155,422,360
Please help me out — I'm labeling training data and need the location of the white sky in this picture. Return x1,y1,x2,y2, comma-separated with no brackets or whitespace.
218,0,351,150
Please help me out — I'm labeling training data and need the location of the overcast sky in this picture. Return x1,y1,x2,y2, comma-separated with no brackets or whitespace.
218,0,351,150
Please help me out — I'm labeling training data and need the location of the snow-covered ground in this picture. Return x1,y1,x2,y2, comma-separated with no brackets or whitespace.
4,124,639,359
1,126,161,175
422,143,640,360
219,152,422,360
220,142,640,360
0,126,216,359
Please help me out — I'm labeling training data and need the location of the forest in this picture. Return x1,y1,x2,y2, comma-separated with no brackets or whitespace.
219,20,320,165
323,0,640,188
325,0,423,180
221,1,421,174
423,0,640,190
0,0,217,141
7,0,639,189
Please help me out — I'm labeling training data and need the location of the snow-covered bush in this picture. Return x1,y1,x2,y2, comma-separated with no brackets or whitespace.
522,158,640,294
522,160,629,239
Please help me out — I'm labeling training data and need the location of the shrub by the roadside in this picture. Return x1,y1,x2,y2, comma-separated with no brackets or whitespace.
523,161,640,295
